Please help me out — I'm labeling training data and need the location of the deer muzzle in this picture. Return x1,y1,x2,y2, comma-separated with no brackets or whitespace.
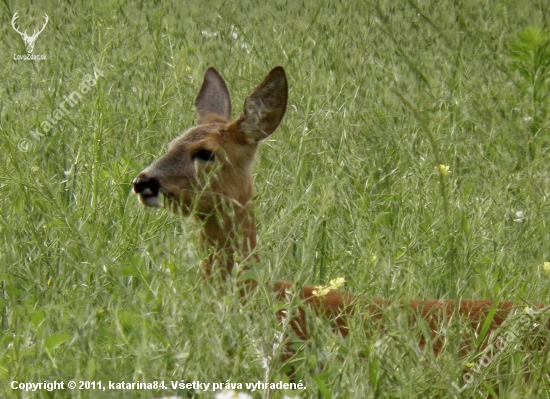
133,174,162,208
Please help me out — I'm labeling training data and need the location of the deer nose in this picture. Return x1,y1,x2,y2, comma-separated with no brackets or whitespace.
133,174,160,196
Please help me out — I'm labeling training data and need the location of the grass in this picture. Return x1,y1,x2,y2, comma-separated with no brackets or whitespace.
1,0,550,397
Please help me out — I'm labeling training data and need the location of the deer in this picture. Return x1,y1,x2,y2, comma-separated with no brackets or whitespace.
133,66,548,363
11,11,49,54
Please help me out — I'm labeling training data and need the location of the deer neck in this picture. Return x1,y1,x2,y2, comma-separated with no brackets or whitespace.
197,200,258,277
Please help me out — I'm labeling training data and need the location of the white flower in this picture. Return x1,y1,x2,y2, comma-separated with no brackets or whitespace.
513,210,526,222
215,391,252,399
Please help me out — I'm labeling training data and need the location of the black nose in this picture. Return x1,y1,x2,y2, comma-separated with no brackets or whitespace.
133,174,160,196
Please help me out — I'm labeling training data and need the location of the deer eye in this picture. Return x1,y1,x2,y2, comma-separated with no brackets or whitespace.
192,149,216,162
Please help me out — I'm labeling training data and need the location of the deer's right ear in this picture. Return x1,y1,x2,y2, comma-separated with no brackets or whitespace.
236,66,288,143
195,67,232,124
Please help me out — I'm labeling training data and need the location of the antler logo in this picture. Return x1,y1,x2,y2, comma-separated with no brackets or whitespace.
11,11,49,54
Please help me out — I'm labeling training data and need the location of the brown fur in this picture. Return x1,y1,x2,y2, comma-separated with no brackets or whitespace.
133,67,548,357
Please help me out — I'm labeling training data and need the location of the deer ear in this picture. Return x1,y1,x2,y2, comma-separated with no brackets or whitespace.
237,66,288,142
195,67,232,123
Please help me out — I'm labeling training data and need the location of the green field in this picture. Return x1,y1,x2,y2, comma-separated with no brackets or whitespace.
1,0,550,397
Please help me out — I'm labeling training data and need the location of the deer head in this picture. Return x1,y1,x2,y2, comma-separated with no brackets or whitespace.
11,12,49,54
133,67,288,275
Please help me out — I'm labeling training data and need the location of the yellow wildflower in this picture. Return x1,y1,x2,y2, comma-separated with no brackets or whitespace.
312,277,345,297
543,262,550,274
312,287,330,297
329,277,345,290
437,164,451,177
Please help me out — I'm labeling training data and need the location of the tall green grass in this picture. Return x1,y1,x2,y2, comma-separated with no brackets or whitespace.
1,0,550,397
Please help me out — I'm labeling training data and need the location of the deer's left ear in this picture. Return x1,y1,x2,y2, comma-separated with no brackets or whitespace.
236,66,288,142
